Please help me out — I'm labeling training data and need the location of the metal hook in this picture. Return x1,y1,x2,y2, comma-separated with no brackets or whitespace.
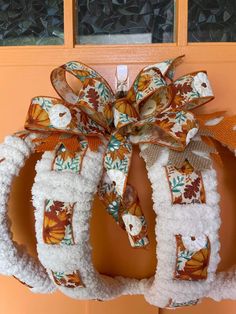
115,64,129,98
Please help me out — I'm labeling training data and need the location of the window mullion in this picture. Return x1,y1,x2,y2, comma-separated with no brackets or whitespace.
176,0,188,47
64,0,75,48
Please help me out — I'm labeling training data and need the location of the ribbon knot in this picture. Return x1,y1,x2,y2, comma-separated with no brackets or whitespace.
24,55,236,248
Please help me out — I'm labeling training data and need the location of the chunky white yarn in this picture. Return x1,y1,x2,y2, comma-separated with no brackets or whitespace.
0,131,233,305
32,146,150,300
32,141,235,307
0,134,55,293
140,145,222,307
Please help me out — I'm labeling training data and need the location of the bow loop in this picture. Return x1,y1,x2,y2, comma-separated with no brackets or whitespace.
113,56,187,131
51,61,115,130
144,55,184,81
129,110,198,151
132,67,167,108
25,96,106,137
113,98,139,129
171,71,214,111
124,56,184,114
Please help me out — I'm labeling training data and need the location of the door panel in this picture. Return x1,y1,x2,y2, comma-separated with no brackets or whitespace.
0,56,236,314
0,0,236,313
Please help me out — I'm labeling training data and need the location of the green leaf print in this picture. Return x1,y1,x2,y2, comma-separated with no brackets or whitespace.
104,156,113,170
171,176,184,193
119,113,130,123
55,156,80,173
136,91,143,101
61,225,73,246
107,200,120,221
66,62,80,71
53,272,64,280
153,76,165,87
98,82,110,100
176,250,194,271
105,156,129,173
113,157,129,173
55,157,64,171
176,111,187,124
107,135,121,152
34,97,53,112
66,156,80,172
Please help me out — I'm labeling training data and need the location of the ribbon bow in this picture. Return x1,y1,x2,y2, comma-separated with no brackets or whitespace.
24,56,236,248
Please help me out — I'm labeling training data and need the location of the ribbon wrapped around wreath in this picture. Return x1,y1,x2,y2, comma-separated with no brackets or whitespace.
24,55,236,248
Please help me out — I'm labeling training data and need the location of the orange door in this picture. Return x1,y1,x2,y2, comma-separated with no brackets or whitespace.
0,0,236,313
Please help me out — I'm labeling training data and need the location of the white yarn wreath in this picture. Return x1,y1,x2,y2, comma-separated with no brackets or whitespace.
0,133,55,293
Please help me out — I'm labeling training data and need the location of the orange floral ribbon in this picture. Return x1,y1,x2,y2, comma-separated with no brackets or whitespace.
24,56,236,248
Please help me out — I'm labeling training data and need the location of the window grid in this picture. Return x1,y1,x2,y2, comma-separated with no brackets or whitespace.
1,0,236,66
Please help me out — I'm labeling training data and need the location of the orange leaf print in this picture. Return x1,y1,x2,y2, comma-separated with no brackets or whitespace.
172,94,184,109
43,215,65,244
182,119,196,132
137,74,152,91
126,203,142,217
122,184,142,216
57,210,69,222
83,78,96,89
52,271,84,288
157,118,175,131
78,109,90,126
67,273,83,286
103,103,113,124
43,200,75,245
175,235,210,281
115,99,138,119
184,248,210,280
126,87,136,103
59,150,76,161
25,103,50,127
74,69,91,78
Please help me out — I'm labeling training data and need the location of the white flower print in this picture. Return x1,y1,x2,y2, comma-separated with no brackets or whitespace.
193,72,213,97
182,235,208,252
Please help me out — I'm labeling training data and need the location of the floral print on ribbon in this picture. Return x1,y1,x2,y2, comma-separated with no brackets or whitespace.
25,96,106,137
52,271,84,288
128,110,198,151
121,185,149,247
133,68,167,106
172,71,214,110
101,132,149,247
98,179,121,223
51,61,114,128
175,234,210,281
165,160,206,204
43,200,75,245
104,133,132,197
98,180,149,248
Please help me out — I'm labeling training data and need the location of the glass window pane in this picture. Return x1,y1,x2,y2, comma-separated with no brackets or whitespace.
188,0,236,42
0,0,64,46
76,0,175,45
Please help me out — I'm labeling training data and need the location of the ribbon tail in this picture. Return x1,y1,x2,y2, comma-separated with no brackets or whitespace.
32,133,81,153
140,143,162,168
168,140,216,171
99,133,149,248
198,113,236,156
